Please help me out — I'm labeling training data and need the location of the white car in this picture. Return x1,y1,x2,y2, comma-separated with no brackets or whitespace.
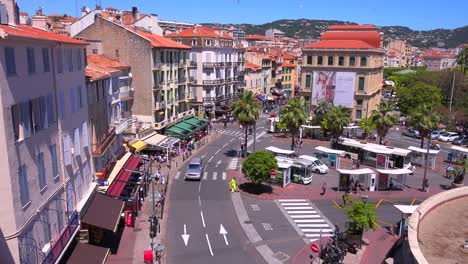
299,155,329,174
438,132,458,142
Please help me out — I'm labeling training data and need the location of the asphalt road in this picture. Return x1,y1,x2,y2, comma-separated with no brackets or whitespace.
165,124,266,264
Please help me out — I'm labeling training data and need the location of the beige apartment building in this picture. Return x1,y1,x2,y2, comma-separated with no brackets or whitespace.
245,52,272,95
244,61,263,93
75,16,194,131
0,1,94,263
301,25,384,120
385,39,415,67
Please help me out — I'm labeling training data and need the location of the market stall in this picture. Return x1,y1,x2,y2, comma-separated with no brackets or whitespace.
337,168,375,192
375,168,413,191
314,146,345,169
407,146,439,169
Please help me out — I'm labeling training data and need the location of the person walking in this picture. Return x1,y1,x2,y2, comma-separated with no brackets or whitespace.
342,191,349,206
320,182,327,196
230,177,238,192
356,159,361,169
352,159,356,170
423,178,429,192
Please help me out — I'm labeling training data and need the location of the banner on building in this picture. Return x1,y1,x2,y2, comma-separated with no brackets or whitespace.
311,71,356,108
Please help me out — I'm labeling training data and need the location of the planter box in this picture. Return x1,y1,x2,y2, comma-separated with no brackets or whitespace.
451,182,465,188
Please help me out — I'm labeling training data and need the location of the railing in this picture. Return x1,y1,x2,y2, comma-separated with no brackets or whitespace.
153,62,162,69
154,119,167,130
226,62,232,66
155,101,166,109
153,83,163,90
203,96,216,102
92,127,117,156
119,86,133,100
178,78,187,83
178,60,186,67
42,212,79,264
203,79,224,85
115,118,130,134
189,77,197,83
203,62,216,68
189,61,197,67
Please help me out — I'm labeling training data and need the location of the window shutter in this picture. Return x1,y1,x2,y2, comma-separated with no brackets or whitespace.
70,88,76,113
59,91,65,119
40,96,48,129
63,134,71,166
74,128,80,156
81,122,88,148
46,93,55,125
20,102,31,138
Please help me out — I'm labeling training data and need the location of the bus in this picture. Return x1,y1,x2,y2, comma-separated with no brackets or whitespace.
266,117,280,133
275,157,314,185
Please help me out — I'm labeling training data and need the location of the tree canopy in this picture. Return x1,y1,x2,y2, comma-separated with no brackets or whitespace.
242,151,278,184
396,81,442,115
408,104,441,148
370,102,399,144
323,106,351,140
343,198,378,235
281,98,308,150
232,91,261,152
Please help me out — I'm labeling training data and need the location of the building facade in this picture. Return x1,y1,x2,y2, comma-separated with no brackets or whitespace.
244,61,263,94
265,28,286,38
301,25,384,121
166,26,244,117
421,49,457,71
384,39,415,67
245,52,272,95
75,16,193,131
0,2,93,263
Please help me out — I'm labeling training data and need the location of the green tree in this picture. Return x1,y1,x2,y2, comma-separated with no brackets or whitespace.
323,106,351,141
242,151,278,184
408,104,441,148
312,101,331,126
370,102,399,145
343,198,378,235
232,91,261,153
281,98,308,150
358,117,376,139
456,46,467,73
396,82,442,115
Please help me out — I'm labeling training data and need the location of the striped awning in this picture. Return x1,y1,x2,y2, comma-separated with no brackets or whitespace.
130,140,147,152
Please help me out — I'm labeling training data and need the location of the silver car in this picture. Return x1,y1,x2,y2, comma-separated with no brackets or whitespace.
185,158,203,180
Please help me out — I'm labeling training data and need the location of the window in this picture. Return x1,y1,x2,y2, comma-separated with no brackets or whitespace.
317,56,323,65
356,99,363,106
338,56,344,66
27,47,36,74
37,152,46,191
42,209,51,242
82,122,89,148
63,134,71,166
70,87,76,113
307,56,312,64
11,104,22,141
46,93,56,125
205,39,211,46
42,48,50,72
360,57,367,66
31,98,43,133
349,56,355,66
4,47,16,75
92,49,98,54
55,199,63,231
59,91,65,119
358,77,365,90
50,144,59,179
327,56,334,66
305,75,312,88
356,110,362,119
115,49,119,58
76,49,82,70
19,165,30,207
67,49,73,72
74,128,81,156
77,86,83,109
56,48,63,73
21,102,32,138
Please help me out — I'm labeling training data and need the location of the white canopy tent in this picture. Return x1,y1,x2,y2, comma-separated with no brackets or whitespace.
266,146,295,157
407,146,439,169
394,205,419,236
314,146,345,169
376,168,413,191
337,168,375,192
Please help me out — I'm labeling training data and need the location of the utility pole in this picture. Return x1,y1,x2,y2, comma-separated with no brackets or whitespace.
449,72,456,112
253,122,256,152
422,136,430,192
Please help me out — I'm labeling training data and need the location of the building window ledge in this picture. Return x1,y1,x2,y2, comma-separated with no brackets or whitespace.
40,185,48,194
22,201,32,210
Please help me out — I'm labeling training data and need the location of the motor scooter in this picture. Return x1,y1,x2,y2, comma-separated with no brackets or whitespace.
430,142,441,150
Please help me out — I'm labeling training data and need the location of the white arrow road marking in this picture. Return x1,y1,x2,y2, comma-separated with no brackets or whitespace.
205,234,214,256
216,160,221,167
203,172,208,180
219,224,229,246
181,224,190,246
222,172,226,180
200,211,206,228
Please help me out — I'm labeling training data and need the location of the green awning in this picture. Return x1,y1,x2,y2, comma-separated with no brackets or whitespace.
196,117,209,123
175,123,194,132
184,118,202,127
166,126,187,136
180,121,198,131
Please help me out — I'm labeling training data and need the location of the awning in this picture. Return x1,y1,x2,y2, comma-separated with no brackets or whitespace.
408,146,439,155
266,146,295,155
337,168,375,175
376,168,413,175
256,94,266,102
174,123,195,134
158,136,180,149
67,243,110,264
278,161,293,169
98,152,132,192
363,146,393,155
302,125,321,129
165,126,189,139
142,133,168,146
196,117,209,123
130,140,147,152
81,193,124,232
315,146,345,155
184,118,203,127
451,145,468,154
394,205,418,215
106,156,141,197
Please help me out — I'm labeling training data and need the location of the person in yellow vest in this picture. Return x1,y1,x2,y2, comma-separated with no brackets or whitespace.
230,177,238,192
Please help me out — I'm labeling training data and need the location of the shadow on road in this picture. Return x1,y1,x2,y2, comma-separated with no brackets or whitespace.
224,149,238,158
239,182,273,195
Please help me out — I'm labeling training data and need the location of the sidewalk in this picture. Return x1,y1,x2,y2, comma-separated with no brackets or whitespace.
106,132,220,264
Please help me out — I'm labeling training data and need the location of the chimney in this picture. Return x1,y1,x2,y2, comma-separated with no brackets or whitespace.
131,6,138,23
31,6,47,30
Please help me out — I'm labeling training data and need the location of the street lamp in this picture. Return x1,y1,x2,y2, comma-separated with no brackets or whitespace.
361,194,368,204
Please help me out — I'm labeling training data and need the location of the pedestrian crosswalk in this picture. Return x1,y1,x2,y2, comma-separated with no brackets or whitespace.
174,171,228,181
278,199,334,242
219,130,244,137
227,158,239,170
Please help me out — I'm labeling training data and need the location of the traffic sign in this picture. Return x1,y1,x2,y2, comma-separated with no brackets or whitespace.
310,243,320,254
270,169,276,178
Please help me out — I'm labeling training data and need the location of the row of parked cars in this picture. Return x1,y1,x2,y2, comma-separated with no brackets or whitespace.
402,129,468,146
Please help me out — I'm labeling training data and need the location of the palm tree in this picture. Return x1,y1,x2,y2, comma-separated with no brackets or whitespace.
312,101,331,126
232,91,261,155
358,117,376,139
281,98,308,150
408,104,441,148
370,102,399,145
323,106,351,142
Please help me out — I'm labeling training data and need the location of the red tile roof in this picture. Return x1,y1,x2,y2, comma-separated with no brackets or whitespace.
86,55,128,81
245,34,266,40
19,12,28,16
245,62,261,71
282,53,296,60
105,6,119,11
321,31,381,48
281,63,295,68
85,67,109,80
305,40,375,49
128,27,191,49
87,55,129,69
166,26,233,39
0,24,87,45
122,14,134,25
327,25,377,30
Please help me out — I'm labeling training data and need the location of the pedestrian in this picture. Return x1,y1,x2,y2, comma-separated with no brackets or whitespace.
349,178,355,191
423,178,429,192
354,180,360,194
342,191,349,206
446,165,454,178
352,159,356,170
356,159,361,169
299,138,303,148
320,182,327,196
389,178,394,190
230,177,238,192
240,124,243,131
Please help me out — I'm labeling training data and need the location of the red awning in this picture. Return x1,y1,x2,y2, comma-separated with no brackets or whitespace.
106,156,141,197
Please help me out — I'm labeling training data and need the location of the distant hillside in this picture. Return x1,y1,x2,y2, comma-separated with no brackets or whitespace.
202,19,468,48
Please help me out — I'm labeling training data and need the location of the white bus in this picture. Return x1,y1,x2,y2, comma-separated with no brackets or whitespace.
266,117,280,133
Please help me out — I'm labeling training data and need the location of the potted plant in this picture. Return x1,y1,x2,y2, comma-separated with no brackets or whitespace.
343,197,378,247
451,160,466,188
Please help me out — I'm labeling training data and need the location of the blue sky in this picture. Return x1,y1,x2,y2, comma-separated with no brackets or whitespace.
17,0,468,30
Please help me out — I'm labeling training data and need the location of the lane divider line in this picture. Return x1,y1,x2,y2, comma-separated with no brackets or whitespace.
205,234,214,256
200,211,206,228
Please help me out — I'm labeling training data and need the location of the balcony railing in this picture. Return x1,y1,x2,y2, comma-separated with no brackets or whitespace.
178,77,187,83
154,101,166,109
189,61,197,67
153,62,162,69
42,212,79,264
225,62,232,66
153,83,163,90
203,79,224,85
189,76,197,83
92,127,117,156
115,118,130,134
203,62,215,68
118,86,133,100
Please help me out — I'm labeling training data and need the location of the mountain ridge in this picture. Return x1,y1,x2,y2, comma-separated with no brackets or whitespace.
201,19,468,48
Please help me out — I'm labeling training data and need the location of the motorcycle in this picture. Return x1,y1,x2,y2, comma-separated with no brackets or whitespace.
430,142,441,150
404,162,416,175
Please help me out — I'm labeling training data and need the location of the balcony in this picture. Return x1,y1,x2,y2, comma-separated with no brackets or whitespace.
225,77,233,82
114,118,130,134
118,86,133,100
153,83,163,90
189,76,197,83
154,101,166,109
178,60,186,67
92,127,117,156
42,212,79,264
203,79,224,85
203,62,216,68
189,61,197,67
178,77,187,84
153,62,162,69
225,62,232,67
154,119,167,130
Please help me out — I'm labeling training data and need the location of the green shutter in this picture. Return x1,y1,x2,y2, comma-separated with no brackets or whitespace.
305,75,311,88
358,77,365,90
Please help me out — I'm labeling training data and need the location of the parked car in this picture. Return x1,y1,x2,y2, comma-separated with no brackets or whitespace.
452,135,467,145
438,132,458,142
185,158,204,180
298,155,329,174
402,129,420,138
430,130,444,140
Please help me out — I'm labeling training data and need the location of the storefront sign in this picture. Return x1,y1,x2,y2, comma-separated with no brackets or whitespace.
377,154,386,169
78,229,89,244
